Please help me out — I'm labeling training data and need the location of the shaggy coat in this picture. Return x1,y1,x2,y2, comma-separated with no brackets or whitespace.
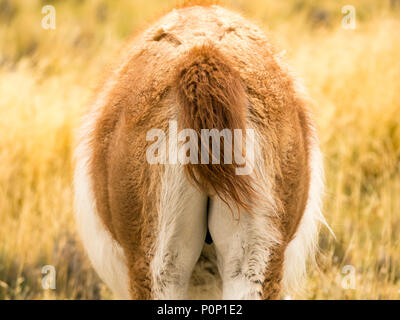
74,3,325,300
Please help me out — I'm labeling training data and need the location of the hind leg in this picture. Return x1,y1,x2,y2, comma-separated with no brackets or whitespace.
105,162,207,299
150,165,208,299
208,197,285,300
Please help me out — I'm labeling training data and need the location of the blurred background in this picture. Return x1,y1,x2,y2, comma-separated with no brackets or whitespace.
0,0,399,299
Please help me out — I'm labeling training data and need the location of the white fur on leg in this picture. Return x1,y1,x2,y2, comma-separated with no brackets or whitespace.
150,150,208,299
208,133,281,300
208,195,280,300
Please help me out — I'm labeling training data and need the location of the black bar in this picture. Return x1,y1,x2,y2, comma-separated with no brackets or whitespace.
0,300,396,319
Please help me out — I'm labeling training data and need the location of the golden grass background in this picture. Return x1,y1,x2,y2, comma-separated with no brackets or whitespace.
0,0,399,299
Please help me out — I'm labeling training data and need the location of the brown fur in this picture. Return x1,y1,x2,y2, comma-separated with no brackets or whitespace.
85,4,312,299
175,44,257,213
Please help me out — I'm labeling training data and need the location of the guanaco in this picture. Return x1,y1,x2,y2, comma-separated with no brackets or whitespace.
73,2,325,300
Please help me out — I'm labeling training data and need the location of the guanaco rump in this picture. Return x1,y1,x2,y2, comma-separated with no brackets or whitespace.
73,2,326,300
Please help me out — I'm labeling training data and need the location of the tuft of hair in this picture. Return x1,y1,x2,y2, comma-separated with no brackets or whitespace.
174,44,257,214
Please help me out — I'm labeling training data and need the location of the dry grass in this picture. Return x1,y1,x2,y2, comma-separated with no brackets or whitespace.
0,0,399,299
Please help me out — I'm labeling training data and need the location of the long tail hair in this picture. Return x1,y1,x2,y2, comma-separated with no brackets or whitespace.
174,44,257,213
